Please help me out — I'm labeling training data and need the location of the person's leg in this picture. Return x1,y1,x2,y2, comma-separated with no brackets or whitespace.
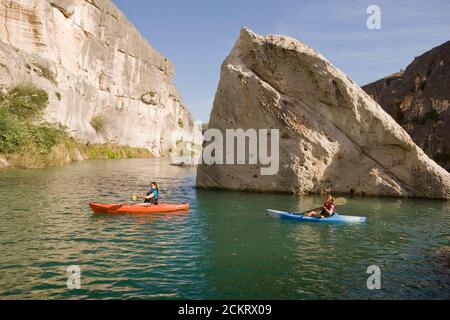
143,198,152,206
144,197,157,205
320,209,331,219
305,211,319,217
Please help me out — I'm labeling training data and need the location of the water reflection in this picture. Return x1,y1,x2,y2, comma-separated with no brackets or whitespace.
195,189,450,299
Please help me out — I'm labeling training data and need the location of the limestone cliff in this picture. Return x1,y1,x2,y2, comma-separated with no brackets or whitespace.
196,28,450,199
0,0,196,156
363,41,450,171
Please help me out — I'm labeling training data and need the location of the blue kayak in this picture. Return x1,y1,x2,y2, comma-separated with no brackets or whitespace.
266,209,366,224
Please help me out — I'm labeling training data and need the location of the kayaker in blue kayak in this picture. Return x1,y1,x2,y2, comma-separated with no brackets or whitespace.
304,195,336,218
143,182,159,205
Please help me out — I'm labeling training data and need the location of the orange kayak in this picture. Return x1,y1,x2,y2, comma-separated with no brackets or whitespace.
89,202,189,214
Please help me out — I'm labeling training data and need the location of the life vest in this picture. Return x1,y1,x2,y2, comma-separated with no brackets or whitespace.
147,187,159,201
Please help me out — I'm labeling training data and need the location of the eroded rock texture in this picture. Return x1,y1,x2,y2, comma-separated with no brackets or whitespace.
196,28,450,199
0,0,196,155
363,41,450,171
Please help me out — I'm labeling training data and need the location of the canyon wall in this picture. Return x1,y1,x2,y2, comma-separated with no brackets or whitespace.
0,0,196,156
363,41,450,171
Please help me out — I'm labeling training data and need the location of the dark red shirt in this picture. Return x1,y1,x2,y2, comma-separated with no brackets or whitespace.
324,201,335,212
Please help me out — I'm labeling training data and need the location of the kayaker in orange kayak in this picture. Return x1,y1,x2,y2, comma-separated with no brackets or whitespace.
304,194,336,218
132,182,159,205
143,182,159,205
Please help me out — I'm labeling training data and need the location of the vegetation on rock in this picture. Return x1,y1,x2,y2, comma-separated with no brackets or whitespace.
0,84,56,155
90,115,106,133
0,84,153,169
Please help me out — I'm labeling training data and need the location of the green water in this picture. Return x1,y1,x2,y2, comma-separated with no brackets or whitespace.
0,158,449,299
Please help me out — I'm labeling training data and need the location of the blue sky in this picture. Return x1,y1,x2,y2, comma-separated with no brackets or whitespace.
112,0,450,122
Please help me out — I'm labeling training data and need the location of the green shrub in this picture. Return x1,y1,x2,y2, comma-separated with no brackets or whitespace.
0,108,29,153
90,115,106,133
55,92,61,101
0,92,7,106
28,123,67,154
106,150,117,159
0,85,63,155
0,83,155,166
77,143,152,160
7,84,48,119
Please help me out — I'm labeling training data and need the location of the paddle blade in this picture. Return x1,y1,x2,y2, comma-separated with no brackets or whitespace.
334,197,347,206
131,194,138,201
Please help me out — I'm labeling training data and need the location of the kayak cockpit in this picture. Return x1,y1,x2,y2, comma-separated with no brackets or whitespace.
266,209,366,223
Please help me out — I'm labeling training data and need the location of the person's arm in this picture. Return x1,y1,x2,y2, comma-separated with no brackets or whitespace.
144,192,154,200
146,189,158,200
325,204,335,215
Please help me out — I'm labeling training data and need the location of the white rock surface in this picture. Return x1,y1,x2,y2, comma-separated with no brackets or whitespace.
0,156,10,169
196,28,450,199
0,0,196,155
73,148,85,161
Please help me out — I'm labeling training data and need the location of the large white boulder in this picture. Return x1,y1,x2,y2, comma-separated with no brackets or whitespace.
196,28,450,199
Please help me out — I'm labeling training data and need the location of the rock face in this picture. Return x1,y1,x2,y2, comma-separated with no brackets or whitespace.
0,0,195,155
196,28,450,199
0,156,10,169
363,41,450,171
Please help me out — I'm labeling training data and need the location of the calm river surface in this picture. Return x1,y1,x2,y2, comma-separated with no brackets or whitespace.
0,158,449,299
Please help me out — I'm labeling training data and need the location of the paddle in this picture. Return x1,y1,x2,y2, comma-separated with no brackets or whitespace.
130,194,155,207
294,206,323,216
131,194,141,201
331,197,347,206
131,193,160,207
293,197,347,216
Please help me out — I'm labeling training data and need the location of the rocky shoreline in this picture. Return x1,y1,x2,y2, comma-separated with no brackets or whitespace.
0,142,154,170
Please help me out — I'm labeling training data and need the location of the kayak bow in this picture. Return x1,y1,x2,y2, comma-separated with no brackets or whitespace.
266,209,366,223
